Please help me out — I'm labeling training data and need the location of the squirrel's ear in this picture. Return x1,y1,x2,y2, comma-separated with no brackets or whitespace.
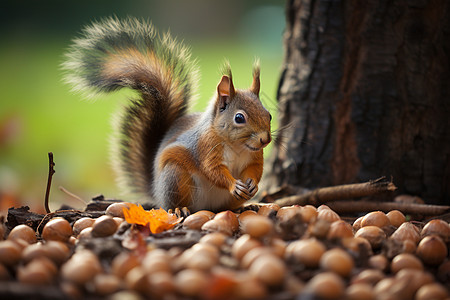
217,75,235,110
250,64,260,97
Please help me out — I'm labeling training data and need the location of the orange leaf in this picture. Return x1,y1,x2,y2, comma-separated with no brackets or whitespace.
123,204,181,234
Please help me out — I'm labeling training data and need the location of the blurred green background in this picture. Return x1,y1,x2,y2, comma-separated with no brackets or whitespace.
0,0,285,214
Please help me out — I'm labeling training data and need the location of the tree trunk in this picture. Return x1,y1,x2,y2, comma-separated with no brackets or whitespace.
264,0,450,204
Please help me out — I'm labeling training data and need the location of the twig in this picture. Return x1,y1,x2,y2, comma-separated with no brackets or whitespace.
59,186,87,206
274,177,397,207
327,200,450,216
44,152,55,214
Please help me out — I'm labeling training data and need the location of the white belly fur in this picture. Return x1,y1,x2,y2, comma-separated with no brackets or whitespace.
190,145,253,211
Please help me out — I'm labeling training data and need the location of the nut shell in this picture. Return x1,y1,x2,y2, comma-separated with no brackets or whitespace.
416,235,448,266
42,218,73,242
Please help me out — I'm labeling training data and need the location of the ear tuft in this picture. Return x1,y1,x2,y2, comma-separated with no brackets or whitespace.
251,59,260,96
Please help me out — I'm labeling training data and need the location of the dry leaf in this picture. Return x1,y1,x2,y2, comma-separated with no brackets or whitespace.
123,204,181,234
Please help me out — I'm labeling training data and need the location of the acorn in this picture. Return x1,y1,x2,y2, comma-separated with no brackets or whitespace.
360,211,390,228
416,234,448,266
285,238,326,268
42,217,73,243
354,226,386,249
421,219,450,242
319,248,355,277
385,210,406,228
7,224,37,244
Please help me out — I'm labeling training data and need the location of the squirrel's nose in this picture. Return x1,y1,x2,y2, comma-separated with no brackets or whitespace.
259,133,271,148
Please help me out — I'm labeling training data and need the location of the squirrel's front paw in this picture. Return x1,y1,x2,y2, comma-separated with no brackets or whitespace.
231,179,258,201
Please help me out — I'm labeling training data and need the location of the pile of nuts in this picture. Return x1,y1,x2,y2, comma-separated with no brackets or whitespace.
0,202,449,299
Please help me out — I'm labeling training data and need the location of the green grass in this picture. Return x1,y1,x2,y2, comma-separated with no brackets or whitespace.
0,36,282,211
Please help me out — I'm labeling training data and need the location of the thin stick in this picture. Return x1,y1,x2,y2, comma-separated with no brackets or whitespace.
44,152,55,214
274,177,397,207
59,186,87,206
327,200,450,216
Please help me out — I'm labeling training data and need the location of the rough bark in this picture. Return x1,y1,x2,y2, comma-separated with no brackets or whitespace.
264,0,450,204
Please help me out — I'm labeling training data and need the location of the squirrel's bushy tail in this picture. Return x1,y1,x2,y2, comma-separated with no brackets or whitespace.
63,17,199,199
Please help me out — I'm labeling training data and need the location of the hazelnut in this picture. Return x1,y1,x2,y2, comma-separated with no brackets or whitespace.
232,234,262,260
248,254,286,287
42,217,72,242
390,222,420,244
317,208,340,223
125,266,149,294
257,203,280,216
183,213,210,230
233,274,267,299
111,252,141,278
148,271,175,298
0,240,22,266
319,248,355,277
202,219,234,236
199,232,227,248
174,269,209,297
327,220,354,240
345,283,374,300
351,269,384,286
142,252,172,274
368,254,389,271
390,253,423,273
8,224,37,244
276,206,302,222
91,215,118,237
285,238,326,268
194,210,215,219
214,211,239,231
240,215,273,239
72,217,95,236
360,211,390,228
341,237,373,255
105,202,131,218
93,274,122,296
305,272,345,300
300,205,318,223
354,226,386,249
241,247,274,269
421,219,450,242
386,210,406,228
61,250,102,285
415,283,449,300
238,210,258,223
416,235,448,266
17,257,56,285
0,263,11,280
352,216,364,232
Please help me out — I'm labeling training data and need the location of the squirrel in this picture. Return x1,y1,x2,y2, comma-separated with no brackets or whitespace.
63,17,272,212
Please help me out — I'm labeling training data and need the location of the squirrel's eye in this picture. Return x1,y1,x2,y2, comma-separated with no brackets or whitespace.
234,113,246,124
